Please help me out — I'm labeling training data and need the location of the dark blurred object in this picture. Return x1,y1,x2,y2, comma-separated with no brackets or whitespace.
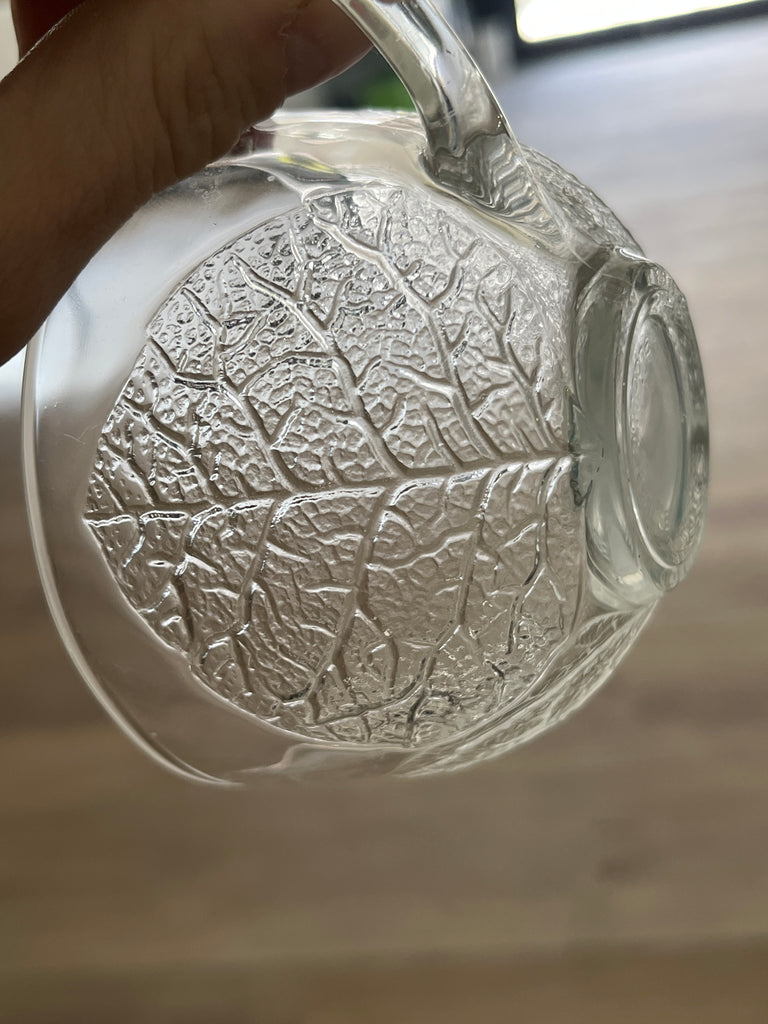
323,48,414,109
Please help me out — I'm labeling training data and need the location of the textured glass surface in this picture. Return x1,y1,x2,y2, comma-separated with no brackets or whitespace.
24,0,708,783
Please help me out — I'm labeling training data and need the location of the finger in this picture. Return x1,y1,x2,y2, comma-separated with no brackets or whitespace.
9,0,371,93
0,0,368,363
10,0,84,53
9,0,380,63
286,0,371,94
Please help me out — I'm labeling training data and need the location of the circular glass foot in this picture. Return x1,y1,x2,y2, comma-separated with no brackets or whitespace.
574,252,708,605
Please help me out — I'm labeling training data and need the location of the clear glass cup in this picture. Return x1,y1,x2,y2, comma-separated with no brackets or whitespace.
23,0,708,783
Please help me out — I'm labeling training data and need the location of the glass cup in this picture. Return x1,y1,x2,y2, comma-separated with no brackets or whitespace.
24,0,708,782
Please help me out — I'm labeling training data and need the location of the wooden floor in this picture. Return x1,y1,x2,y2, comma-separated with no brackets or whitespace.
1,14,768,1023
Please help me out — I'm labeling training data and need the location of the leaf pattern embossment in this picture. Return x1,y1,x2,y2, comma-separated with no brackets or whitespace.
84,183,585,748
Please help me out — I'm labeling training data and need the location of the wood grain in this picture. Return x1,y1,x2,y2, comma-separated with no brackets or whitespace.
1,13,767,1021
3,943,768,1024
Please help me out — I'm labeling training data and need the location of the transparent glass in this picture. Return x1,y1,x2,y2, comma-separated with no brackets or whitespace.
23,0,708,783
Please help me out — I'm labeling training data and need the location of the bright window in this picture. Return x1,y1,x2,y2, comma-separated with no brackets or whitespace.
516,0,762,43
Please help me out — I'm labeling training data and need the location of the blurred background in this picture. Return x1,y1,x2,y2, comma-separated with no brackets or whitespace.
1,1,767,1020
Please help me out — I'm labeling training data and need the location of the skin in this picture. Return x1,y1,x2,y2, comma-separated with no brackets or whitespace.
0,0,371,364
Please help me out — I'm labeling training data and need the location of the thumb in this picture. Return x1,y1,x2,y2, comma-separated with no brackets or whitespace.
0,0,367,362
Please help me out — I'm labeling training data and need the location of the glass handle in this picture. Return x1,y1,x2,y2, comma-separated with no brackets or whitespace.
330,0,566,248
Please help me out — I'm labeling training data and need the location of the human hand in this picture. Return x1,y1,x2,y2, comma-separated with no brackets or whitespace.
0,0,368,365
